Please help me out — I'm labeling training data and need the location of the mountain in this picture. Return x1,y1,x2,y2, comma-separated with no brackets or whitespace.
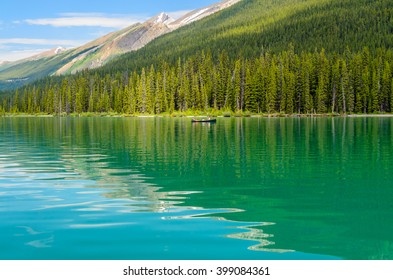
0,47,66,73
0,0,240,91
2,0,393,115
54,16,174,76
170,0,240,27
101,0,392,74
0,46,74,91
0,61,10,67
57,0,241,76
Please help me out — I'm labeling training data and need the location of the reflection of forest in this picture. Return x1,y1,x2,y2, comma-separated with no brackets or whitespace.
2,116,393,259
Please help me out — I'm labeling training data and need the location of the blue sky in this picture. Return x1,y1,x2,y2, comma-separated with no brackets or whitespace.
0,0,219,62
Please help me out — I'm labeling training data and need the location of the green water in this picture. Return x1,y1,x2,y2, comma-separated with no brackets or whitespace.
0,116,393,260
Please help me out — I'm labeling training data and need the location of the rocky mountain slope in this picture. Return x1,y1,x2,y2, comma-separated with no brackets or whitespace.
0,0,240,90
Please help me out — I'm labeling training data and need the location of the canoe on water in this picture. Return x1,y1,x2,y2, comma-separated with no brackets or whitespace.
191,118,217,123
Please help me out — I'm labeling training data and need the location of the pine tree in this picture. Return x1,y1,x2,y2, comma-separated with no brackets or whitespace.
233,59,242,111
12,89,19,113
390,78,393,113
266,61,277,114
146,65,155,114
331,59,340,113
360,67,370,113
168,68,176,113
244,61,258,112
339,60,349,114
371,69,381,112
161,63,169,113
155,71,164,114
302,56,314,114
316,50,328,113
286,71,295,114
381,61,391,112
138,68,147,113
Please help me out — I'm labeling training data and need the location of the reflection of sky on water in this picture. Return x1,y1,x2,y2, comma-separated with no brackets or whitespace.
6,116,392,259
0,140,289,259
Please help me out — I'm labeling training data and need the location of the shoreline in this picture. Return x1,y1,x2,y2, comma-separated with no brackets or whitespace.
347,114,393,118
2,112,393,118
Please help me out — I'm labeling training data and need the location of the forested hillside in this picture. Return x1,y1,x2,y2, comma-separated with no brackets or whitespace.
102,0,393,73
0,0,239,91
1,0,393,115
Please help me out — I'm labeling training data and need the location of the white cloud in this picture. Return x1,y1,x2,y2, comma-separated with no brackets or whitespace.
0,49,47,62
0,38,84,47
24,13,147,29
0,38,87,61
59,12,109,17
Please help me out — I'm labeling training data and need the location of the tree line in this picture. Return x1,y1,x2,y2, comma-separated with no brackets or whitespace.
101,0,393,75
1,47,393,115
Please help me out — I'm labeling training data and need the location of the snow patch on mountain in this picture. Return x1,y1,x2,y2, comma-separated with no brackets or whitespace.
149,12,175,27
1,0,242,83
180,8,209,24
55,46,66,54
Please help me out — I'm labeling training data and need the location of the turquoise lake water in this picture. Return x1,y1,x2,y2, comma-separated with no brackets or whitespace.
0,117,392,260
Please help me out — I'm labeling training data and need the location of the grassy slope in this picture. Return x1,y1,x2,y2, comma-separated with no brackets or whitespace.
58,24,143,75
0,46,101,91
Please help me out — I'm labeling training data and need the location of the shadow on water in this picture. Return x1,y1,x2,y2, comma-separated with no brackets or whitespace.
1,116,393,259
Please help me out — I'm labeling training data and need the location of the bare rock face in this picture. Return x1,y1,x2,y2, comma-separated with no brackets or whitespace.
1,0,242,81
170,0,241,27
55,0,241,74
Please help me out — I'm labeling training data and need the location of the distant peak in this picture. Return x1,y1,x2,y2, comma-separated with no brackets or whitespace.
156,12,168,23
55,46,66,54
152,12,174,25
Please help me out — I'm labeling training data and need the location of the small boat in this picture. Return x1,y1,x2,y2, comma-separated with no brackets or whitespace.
191,118,217,123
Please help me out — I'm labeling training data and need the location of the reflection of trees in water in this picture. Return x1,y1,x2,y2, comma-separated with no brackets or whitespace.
228,223,294,253
61,153,200,213
3,116,393,259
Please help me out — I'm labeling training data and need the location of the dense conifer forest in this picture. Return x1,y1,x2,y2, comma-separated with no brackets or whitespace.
1,0,393,115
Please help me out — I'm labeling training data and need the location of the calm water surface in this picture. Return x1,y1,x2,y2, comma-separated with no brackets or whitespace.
0,117,393,260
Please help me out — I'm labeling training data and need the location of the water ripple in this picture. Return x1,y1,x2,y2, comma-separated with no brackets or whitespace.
69,222,135,229
4,117,377,260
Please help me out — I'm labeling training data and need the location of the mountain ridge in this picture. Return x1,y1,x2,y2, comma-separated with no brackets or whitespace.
0,0,241,90
102,0,392,75
1,0,393,116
